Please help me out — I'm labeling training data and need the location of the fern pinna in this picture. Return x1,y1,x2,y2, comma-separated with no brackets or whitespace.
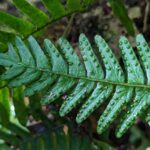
0,34,149,138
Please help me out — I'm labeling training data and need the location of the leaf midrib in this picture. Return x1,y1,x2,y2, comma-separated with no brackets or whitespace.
18,63,150,89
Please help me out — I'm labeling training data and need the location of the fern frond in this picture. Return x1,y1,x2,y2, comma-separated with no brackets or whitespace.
0,34,150,138
0,0,94,49
0,123,110,150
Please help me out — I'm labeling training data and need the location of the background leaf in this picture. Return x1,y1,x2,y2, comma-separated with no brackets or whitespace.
13,87,28,125
108,0,135,35
0,86,10,126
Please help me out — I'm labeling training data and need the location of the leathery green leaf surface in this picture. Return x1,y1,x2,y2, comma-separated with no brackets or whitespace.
0,33,149,138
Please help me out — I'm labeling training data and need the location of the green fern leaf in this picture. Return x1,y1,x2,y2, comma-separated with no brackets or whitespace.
0,123,111,150
0,0,94,49
42,0,66,18
67,0,81,11
13,0,49,27
0,11,34,35
0,33,150,138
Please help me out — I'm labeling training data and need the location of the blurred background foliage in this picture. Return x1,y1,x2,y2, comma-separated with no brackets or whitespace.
0,0,149,149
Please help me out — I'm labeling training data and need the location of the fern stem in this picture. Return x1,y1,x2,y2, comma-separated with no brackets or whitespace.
17,63,150,89
62,13,75,38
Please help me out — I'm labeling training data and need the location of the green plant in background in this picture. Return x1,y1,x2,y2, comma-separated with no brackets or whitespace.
0,0,135,50
108,0,135,35
0,33,149,138
0,123,115,150
0,0,96,50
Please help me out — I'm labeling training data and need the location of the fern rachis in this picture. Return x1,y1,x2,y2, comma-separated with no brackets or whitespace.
0,33,149,138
